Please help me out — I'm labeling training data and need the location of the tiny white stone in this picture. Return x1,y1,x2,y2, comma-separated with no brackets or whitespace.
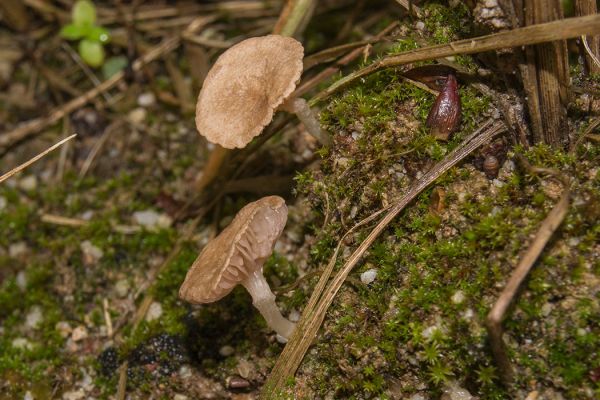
288,309,300,323
360,269,378,285
56,321,73,338
12,337,34,350
16,271,27,290
351,131,361,140
80,240,103,262
462,308,474,320
145,302,163,322
451,290,465,304
24,391,34,400
62,389,85,400
80,210,94,221
179,365,192,379
133,209,172,229
71,325,88,342
422,324,443,340
276,334,288,344
25,306,43,329
9,242,28,258
541,302,553,317
219,345,235,357
114,279,130,298
442,381,474,400
19,175,38,191
415,21,425,31
137,92,156,107
127,107,147,125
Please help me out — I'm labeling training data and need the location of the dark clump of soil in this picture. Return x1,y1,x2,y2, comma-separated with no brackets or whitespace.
126,333,190,383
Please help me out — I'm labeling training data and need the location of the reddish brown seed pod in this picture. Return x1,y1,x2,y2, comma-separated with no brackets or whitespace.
425,73,461,141
483,155,500,179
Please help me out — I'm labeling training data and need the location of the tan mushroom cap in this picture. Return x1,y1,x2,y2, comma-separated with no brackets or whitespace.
195,35,304,149
179,196,288,304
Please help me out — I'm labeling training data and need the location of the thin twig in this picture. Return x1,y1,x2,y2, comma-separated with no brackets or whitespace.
310,14,600,104
581,35,600,71
486,156,570,384
0,15,216,156
0,134,76,184
263,120,506,396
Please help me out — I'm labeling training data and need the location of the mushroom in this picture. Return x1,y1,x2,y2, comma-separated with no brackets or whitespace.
179,195,295,339
195,34,330,148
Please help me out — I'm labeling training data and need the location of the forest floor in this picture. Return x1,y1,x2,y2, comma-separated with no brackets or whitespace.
0,1,599,400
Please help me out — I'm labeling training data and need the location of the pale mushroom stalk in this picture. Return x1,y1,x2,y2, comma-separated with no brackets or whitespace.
279,97,332,147
179,196,294,340
241,269,295,339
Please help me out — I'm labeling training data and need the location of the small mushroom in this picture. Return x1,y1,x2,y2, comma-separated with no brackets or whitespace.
179,195,295,339
195,34,330,148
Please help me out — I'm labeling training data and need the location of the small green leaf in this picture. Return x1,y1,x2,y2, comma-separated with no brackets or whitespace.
85,26,110,43
72,0,96,27
60,23,85,40
78,39,104,68
102,56,128,79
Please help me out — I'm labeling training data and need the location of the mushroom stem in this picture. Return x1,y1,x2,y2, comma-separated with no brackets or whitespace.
280,97,332,147
241,269,295,339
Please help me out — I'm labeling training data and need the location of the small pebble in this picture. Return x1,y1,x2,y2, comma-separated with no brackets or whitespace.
288,309,300,323
25,306,43,329
133,209,172,229
227,375,250,389
114,279,130,298
236,358,253,379
80,210,94,221
178,365,192,379
145,302,163,322
16,271,27,290
12,337,34,350
451,290,465,304
56,321,73,338
415,21,425,31
219,345,235,357
9,242,28,258
19,175,37,191
80,240,103,263
276,334,288,344
127,107,147,125
137,92,156,107
71,325,88,342
62,390,85,400
442,381,473,400
23,391,33,400
360,269,378,285
541,303,553,317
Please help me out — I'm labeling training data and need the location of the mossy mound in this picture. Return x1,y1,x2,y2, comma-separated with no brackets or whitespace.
288,49,600,400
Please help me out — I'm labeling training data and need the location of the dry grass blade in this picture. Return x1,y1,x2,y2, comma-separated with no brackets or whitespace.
0,134,76,184
310,14,600,104
486,157,570,384
581,35,600,70
0,15,216,156
262,120,507,396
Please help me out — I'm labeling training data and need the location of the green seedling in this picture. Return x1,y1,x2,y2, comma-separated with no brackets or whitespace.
60,0,110,67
